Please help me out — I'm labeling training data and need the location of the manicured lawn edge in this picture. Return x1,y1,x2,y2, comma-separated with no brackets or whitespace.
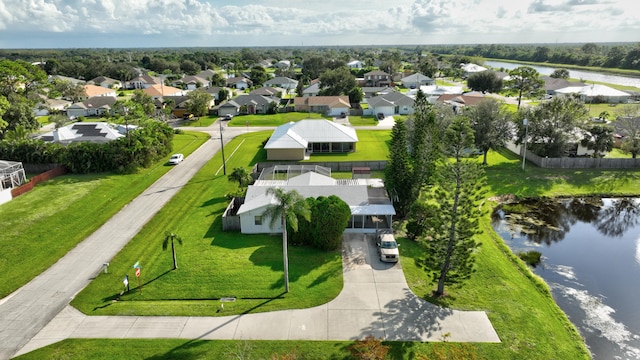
0,131,209,298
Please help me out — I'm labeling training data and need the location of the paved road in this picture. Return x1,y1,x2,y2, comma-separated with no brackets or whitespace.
17,234,499,355
0,128,229,359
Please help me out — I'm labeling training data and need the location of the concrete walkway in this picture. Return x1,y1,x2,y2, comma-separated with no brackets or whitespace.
16,234,499,356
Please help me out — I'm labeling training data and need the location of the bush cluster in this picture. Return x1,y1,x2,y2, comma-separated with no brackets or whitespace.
289,195,351,251
0,121,174,174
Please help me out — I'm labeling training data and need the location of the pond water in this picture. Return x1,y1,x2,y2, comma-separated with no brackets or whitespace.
491,198,640,360
485,60,640,89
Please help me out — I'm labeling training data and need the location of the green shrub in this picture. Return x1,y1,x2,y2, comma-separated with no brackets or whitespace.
518,250,542,267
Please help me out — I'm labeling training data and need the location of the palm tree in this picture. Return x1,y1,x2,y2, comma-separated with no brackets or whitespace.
262,188,310,293
162,232,183,270
228,167,253,188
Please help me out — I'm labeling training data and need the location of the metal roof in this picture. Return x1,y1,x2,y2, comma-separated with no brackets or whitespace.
264,119,358,150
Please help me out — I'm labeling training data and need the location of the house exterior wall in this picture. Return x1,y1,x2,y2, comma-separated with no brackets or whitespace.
267,148,305,160
240,208,281,234
66,107,87,118
328,107,349,116
218,107,239,117
371,105,395,117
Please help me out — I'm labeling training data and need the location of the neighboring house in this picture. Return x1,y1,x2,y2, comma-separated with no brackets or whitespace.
347,60,364,69
235,167,395,234
461,63,488,78
158,95,190,118
436,93,486,113
196,69,217,81
174,75,210,90
263,76,298,90
217,94,278,116
274,60,291,69
0,160,27,205
66,96,117,118
302,82,321,97
555,84,631,104
203,86,232,101
249,86,284,97
127,74,163,89
40,122,125,145
226,77,253,90
88,76,121,89
293,96,350,116
143,84,184,99
34,98,71,116
83,84,117,99
361,86,396,98
400,73,434,88
541,76,586,95
264,119,358,160
49,75,84,85
367,92,415,116
364,70,392,87
413,85,464,102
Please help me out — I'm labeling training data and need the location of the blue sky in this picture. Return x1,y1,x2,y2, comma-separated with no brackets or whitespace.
0,0,638,48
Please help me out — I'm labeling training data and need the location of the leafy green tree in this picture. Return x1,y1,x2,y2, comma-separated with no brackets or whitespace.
162,232,183,270
227,167,252,188
310,195,351,251
581,125,614,158
217,88,230,103
504,66,545,110
302,56,326,80
180,60,200,75
466,71,503,93
186,90,213,117
318,66,357,97
2,99,39,132
418,57,437,78
519,96,589,157
209,71,226,87
550,69,570,79
131,90,156,116
262,188,311,293
0,95,8,134
468,98,513,164
615,110,640,158
249,66,269,87
422,117,485,297
50,113,68,129
406,201,437,241
385,120,414,218
3,125,30,141
407,90,440,190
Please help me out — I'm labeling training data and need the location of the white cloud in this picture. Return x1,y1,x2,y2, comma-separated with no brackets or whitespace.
0,0,638,47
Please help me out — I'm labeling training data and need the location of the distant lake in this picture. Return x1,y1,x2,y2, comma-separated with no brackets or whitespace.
485,60,640,89
492,198,640,360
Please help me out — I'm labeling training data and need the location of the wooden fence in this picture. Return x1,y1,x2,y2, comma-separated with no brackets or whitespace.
507,142,640,169
11,166,67,198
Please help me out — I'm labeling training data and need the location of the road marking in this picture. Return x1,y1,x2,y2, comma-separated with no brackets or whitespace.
215,138,247,176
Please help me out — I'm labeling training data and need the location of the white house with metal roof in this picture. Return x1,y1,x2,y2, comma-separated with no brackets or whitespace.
264,119,358,160
236,169,395,234
554,84,631,104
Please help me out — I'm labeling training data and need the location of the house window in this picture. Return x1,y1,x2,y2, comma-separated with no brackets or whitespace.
254,216,262,225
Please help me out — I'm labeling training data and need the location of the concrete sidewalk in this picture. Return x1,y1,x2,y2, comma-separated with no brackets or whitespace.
17,234,499,356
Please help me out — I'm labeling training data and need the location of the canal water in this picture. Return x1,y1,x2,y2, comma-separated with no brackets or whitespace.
485,60,640,89
492,198,640,360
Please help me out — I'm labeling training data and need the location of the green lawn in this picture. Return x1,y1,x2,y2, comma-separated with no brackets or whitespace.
0,131,209,298
71,130,342,316
303,130,390,162
347,115,378,126
180,114,218,127
227,112,329,127
16,134,640,359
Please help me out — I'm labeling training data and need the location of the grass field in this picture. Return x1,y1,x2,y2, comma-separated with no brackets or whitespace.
0,131,209,298
227,112,328,127
180,114,218,127
347,115,378,126
303,130,391,162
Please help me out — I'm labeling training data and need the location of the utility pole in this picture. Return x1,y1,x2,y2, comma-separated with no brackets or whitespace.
522,118,528,171
219,119,227,175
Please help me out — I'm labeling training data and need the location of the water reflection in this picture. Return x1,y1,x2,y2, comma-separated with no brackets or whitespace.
492,197,640,359
492,198,640,244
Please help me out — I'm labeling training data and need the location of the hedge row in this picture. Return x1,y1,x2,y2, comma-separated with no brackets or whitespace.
0,121,174,174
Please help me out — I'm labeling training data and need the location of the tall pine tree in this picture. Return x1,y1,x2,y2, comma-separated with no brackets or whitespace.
385,120,415,217
422,117,486,296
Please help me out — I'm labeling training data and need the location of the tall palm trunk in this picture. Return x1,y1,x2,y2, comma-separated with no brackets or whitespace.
282,216,290,293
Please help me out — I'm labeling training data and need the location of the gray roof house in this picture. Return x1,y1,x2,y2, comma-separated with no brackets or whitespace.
235,168,395,234
66,96,117,118
400,73,434,88
216,94,278,116
264,76,298,90
302,82,321,97
367,92,415,116
264,119,358,160
40,122,125,145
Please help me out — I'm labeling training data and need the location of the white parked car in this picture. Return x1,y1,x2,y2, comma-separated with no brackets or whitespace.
168,153,184,165
376,230,399,263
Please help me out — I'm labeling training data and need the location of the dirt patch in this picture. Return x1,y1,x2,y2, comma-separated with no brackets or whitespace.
488,194,518,204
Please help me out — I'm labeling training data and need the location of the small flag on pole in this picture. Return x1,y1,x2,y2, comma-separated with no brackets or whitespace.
133,261,140,269
123,275,129,287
